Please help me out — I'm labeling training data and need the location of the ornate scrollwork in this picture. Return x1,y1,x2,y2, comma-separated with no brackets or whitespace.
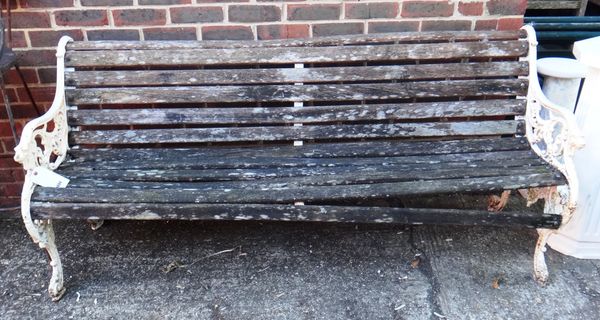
521,25,585,223
14,36,72,172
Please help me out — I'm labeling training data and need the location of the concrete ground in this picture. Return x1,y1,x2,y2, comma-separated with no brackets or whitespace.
0,218,599,320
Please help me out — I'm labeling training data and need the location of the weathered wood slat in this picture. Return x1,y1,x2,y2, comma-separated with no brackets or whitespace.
61,149,537,171
64,41,528,67
68,137,531,162
29,202,561,229
69,120,523,145
65,165,557,190
66,31,523,51
66,80,527,105
68,100,526,126
32,173,564,204
58,158,550,182
65,62,529,87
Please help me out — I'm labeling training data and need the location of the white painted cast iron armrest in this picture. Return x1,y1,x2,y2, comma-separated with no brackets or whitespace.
13,36,73,172
521,25,585,221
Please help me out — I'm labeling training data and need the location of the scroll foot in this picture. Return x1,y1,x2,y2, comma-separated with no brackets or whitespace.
533,229,552,285
87,219,104,231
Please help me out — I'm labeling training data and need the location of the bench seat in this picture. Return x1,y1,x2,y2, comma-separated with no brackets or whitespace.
31,137,563,228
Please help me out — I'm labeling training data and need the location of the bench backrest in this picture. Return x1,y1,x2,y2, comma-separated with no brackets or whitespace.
64,31,529,148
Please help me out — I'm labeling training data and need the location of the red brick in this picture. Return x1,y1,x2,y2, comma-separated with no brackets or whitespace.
0,103,41,119
0,169,16,183
139,0,190,4
12,12,51,28
202,26,254,40
0,196,20,207
345,2,399,19
81,0,132,5
19,0,73,8
170,6,223,23
475,19,498,30
421,20,472,31
29,30,84,47
0,121,22,137
312,23,363,37
37,68,57,84
0,88,19,104
368,21,419,33
458,1,484,16
16,87,55,104
112,9,167,26
0,156,20,169
402,1,454,18
87,29,140,41
497,17,524,30
4,69,38,86
257,24,309,40
143,27,197,40
10,31,28,48
0,183,23,197
288,4,340,21
54,10,108,27
487,0,527,15
12,169,25,182
229,5,281,23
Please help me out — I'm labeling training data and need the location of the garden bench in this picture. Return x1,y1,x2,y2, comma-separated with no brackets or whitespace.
14,26,584,301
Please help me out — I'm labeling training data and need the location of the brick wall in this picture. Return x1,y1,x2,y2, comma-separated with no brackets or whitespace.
0,0,526,206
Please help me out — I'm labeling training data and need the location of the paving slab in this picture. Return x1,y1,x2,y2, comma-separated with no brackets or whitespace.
0,219,598,319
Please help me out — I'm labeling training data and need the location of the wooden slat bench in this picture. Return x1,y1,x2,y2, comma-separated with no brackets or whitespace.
13,26,584,301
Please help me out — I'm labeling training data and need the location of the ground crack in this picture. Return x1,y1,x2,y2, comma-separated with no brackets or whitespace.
408,226,445,320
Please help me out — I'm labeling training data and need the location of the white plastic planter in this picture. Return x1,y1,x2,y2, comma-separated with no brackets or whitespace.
547,36,600,259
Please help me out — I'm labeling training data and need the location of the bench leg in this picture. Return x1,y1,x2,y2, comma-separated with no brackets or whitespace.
87,219,104,230
533,229,551,284
532,185,570,285
36,220,65,301
21,177,65,301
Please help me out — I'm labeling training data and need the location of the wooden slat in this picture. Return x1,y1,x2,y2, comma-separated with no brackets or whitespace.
68,100,526,126
66,31,523,51
29,202,562,229
65,165,556,190
68,137,531,162
32,173,564,204
60,149,538,171
65,62,529,87
64,41,528,67
58,158,549,182
69,120,523,145
66,79,528,105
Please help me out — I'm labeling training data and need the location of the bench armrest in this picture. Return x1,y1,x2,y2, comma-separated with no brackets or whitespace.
521,25,585,217
14,36,73,172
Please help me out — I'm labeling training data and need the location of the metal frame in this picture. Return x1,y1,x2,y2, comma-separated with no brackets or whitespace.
521,25,585,283
13,30,586,300
13,36,72,301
